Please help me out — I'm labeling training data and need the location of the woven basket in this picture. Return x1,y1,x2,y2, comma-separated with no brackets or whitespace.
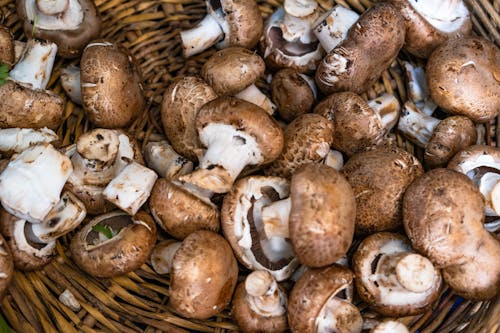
0,0,499,332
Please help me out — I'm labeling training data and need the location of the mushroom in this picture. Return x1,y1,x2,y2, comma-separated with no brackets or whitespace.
80,40,145,128
389,0,471,59
0,39,64,129
0,233,13,299
270,68,316,122
168,230,238,319
201,47,276,114
0,208,56,271
312,5,359,52
70,210,157,278
0,144,72,223
60,65,82,104
17,0,101,58
288,265,362,333
426,37,500,123
315,3,405,95
402,61,437,115
180,0,262,57
0,25,14,67
353,232,442,316
342,146,423,235
314,92,400,156
264,114,333,178
178,97,283,194
149,179,219,240
0,127,59,156
150,239,181,274
403,168,500,300
260,0,324,73
143,141,193,180
370,320,409,333
448,145,500,217
232,270,288,333
323,149,344,171
161,76,217,161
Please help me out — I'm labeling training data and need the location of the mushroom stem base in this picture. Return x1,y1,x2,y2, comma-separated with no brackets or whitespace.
261,197,291,239
180,14,224,58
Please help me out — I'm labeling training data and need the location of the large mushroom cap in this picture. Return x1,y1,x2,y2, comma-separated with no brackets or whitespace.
81,40,144,128
342,146,423,234
290,163,356,267
169,230,238,319
201,47,265,96
427,37,500,123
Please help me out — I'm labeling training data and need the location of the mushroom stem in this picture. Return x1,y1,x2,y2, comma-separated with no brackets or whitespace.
281,6,318,44
366,93,401,133
245,270,286,316
234,84,277,115
398,102,440,147
36,0,69,15
313,6,359,52
180,14,224,58
9,39,58,90
402,62,436,116
150,240,181,274
261,197,291,239
283,0,317,18
144,141,193,180
316,294,363,333
60,65,82,105
478,172,500,216
323,149,344,171
0,127,58,154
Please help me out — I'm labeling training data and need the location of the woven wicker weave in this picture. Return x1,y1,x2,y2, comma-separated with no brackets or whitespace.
0,0,499,332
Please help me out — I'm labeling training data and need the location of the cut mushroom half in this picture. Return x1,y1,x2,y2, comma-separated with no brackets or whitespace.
312,5,359,52
143,141,193,180
0,127,59,155
353,232,442,316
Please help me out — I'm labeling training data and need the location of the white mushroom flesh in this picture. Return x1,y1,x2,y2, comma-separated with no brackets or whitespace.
150,240,181,275
245,270,287,317
402,61,437,116
60,65,82,105
13,219,56,257
408,0,470,33
367,93,401,133
371,321,409,333
24,0,84,30
261,197,291,239
180,14,224,58
144,141,193,180
234,84,277,115
315,287,363,333
398,102,440,147
283,0,317,18
59,289,81,312
36,0,69,15
313,6,359,52
281,9,319,44
323,149,344,171
0,127,58,154
0,144,72,223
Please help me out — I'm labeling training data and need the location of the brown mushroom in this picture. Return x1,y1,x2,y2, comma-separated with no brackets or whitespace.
70,211,157,278
342,146,423,234
353,232,442,317
288,265,362,333
315,3,405,95
0,25,14,67
426,37,500,123
0,233,13,299
81,40,145,128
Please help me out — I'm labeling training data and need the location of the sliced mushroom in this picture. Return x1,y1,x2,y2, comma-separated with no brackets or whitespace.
288,265,362,333
17,0,101,58
353,232,442,316
70,211,157,278
312,5,359,52
0,39,64,129
0,233,13,298
0,127,59,156
168,230,238,319
0,25,14,67
143,141,193,180
81,41,144,128
178,97,283,193
60,65,82,104
314,92,400,156
232,270,288,333
342,146,423,235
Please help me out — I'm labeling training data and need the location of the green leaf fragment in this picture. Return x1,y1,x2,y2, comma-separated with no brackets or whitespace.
0,313,12,333
92,224,115,239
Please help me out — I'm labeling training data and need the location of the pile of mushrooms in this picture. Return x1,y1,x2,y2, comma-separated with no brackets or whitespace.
0,0,499,332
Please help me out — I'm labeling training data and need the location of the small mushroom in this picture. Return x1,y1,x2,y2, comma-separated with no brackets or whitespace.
232,270,288,333
161,76,217,161
143,141,193,180
264,114,333,178
353,232,442,316
389,0,471,58
168,230,238,319
342,146,423,234
314,92,400,156
17,0,101,58
201,47,275,114
60,65,82,104
316,3,405,94
312,5,359,52
0,25,14,67
0,233,13,298
0,39,64,129
180,0,262,57
70,210,157,278
426,37,500,123
288,265,362,333
0,127,59,156
370,320,409,333
178,97,283,194
81,41,145,128
403,168,500,300
270,68,316,122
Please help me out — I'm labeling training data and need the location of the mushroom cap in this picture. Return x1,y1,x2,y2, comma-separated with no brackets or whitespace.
70,211,157,278
265,114,333,178
315,3,405,95
17,0,101,58
201,47,265,96
290,163,356,267
0,25,14,67
426,37,500,123
389,0,471,58
314,92,385,156
288,265,362,333
424,115,477,169
353,232,442,317
81,40,144,128
271,69,315,122
0,80,64,129
448,145,500,173
342,146,424,234
370,320,410,333
161,76,217,161
0,233,13,299
196,97,284,164
169,230,238,319
149,179,220,240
